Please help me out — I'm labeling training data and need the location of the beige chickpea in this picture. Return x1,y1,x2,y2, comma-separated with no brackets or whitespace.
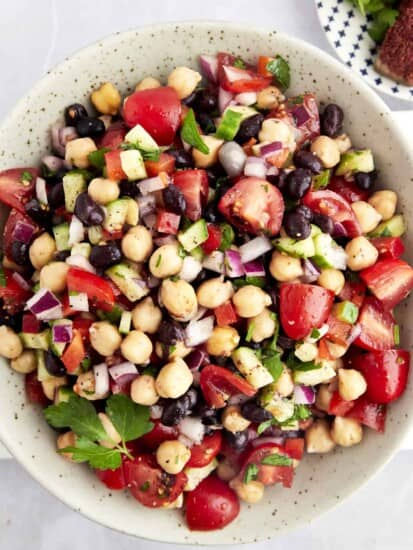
197,278,234,309
167,66,202,99
73,371,104,400
155,358,193,399
317,268,345,295
310,136,340,168
256,86,283,110
155,340,192,360
39,262,69,294
91,82,121,115
206,326,240,357
89,321,122,357
98,412,122,448
57,431,77,462
247,308,276,343
88,177,120,205
338,368,367,401
121,330,153,364
29,233,56,270
351,201,382,233
269,251,303,282
132,297,162,334
192,135,224,168
122,225,153,263
345,236,378,271
233,285,272,318
217,459,238,482
156,440,191,474
135,76,161,91
273,367,294,397
231,479,265,504
0,326,23,359
10,350,37,374
306,419,336,453
258,119,294,147
160,279,198,321
222,405,251,433
42,376,68,401
65,137,97,169
368,190,397,221
131,375,159,406
334,134,352,153
331,417,363,447
316,384,333,412
149,244,183,278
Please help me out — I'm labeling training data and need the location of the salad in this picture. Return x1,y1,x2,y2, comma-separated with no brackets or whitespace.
0,50,412,532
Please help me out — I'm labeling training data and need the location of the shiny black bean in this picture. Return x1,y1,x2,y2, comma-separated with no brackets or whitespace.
241,401,273,423
161,399,187,426
295,204,313,221
0,310,23,332
277,334,295,350
45,351,67,377
11,241,29,265
167,149,194,169
182,91,197,106
47,182,65,209
197,112,216,134
65,103,89,126
197,404,220,426
268,287,279,310
42,166,68,184
196,89,218,113
354,170,376,191
293,150,322,174
284,211,311,240
119,179,139,198
54,250,71,262
75,117,105,138
24,199,51,227
223,430,249,451
157,320,186,345
286,168,312,199
312,212,334,235
203,203,220,223
162,184,186,215
268,170,288,191
320,104,344,137
74,192,105,226
234,113,265,144
181,388,199,411
90,243,122,269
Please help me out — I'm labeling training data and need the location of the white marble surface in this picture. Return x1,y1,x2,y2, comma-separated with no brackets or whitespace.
1,0,413,548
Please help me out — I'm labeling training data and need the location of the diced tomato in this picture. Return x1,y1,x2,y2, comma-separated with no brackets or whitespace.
61,294,77,317
353,349,410,404
302,189,361,237
271,94,320,146
338,279,366,309
104,150,126,180
139,420,179,451
0,167,38,213
25,372,49,406
218,177,285,236
360,258,413,311
72,317,93,340
173,169,209,221
123,87,181,146
0,268,32,314
371,237,405,260
280,283,334,340
328,391,355,416
187,432,222,468
326,314,353,346
284,438,305,460
102,228,124,241
156,209,181,235
217,52,237,81
67,267,115,311
145,152,175,177
200,364,256,408
239,443,294,488
328,176,370,203
98,120,127,149
318,337,332,360
95,464,126,490
22,313,41,334
201,224,222,254
214,301,238,327
61,329,85,373
185,475,240,531
355,297,396,351
2,209,39,259
124,454,187,508
220,65,271,94
257,56,274,77
346,396,386,432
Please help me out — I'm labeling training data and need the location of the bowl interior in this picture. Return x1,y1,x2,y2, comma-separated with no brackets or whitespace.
0,22,412,545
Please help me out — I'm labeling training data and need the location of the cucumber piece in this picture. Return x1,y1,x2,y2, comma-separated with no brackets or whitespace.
293,361,336,385
178,219,209,252
310,224,322,238
259,387,295,422
63,172,87,213
368,214,406,238
274,235,315,258
184,459,218,492
119,310,132,335
124,124,160,155
71,242,91,258
106,263,149,302
231,347,274,389
335,149,374,176
88,225,103,245
216,106,257,141
54,386,75,405
312,233,347,270
20,329,50,351
36,350,51,382
103,199,130,233
189,245,205,262
120,149,147,180
312,169,331,190
50,319,73,357
53,223,70,251
332,301,359,324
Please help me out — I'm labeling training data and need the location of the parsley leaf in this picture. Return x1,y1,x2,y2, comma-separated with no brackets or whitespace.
233,57,246,69
286,352,321,372
0,268,6,288
263,352,283,382
246,322,255,343
60,436,122,470
181,109,210,154
266,55,291,90
106,394,153,442
257,418,276,435
261,453,292,466
219,223,235,252
88,148,110,169
21,171,33,183
244,463,259,483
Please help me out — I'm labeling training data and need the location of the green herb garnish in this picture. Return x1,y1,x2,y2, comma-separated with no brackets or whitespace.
266,55,291,90
0,268,6,287
261,453,293,466
244,463,259,483
21,171,33,183
181,109,210,154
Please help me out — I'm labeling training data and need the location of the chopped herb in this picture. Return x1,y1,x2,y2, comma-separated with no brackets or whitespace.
0,268,6,287
142,365,157,377
266,55,291,90
156,254,162,268
261,453,292,466
246,322,255,342
233,57,247,69
219,223,235,251
177,244,187,259
349,0,399,44
120,142,160,162
394,324,400,345
21,171,33,183
310,328,321,339
140,481,150,492
181,109,210,154
80,357,91,371
169,344,177,355
244,463,259,483
263,352,284,382
257,419,276,435
286,352,321,372
88,148,110,169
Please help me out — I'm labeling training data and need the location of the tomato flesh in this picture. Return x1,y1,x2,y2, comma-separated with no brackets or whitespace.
201,224,222,254
156,209,181,235
220,65,272,93
214,301,238,327
98,121,127,149
284,438,305,460
95,464,126,490
355,297,396,351
67,267,115,311
25,372,49,406
371,237,405,260
139,420,179,451
0,167,38,213
187,432,222,468
200,364,256,408
145,152,175,177
104,150,126,180
338,280,366,309
326,314,353,347
328,176,370,203
328,391,355,416
346,396,386,432
0,268,32,314
61,330,85,373
173,169,209,221
239,443,294,488
360,258,413,310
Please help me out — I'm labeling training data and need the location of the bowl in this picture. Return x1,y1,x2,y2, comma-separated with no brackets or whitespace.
0,21,412,545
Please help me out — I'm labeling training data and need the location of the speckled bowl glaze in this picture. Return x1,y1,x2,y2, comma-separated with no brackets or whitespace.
0,22,412,545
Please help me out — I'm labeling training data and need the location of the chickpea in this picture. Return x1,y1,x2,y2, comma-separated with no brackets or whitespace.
122,225,153,263
167,66,202,99
39,262,69,294
155,358,193,399
197,278,234,309
368,190,397,221
132,297,162,334
316,384,333,412
334,134,352,153
135,76,161,91
149,244,183,278
351,201,382,234
42,376,68,400
192,135,224,168
310,136,340,168
10,350,37,374
338,368,367,401
247,308,276,343
222,405,251,433
273,367,294,397
98,412,122,448
131,374,159,406
91,82,121,115
217,459,238,482
326,341,348,359
155,340,192,360
331,417,363,447
156,440,191,474
233,285,271,318
206,326,240,357
258,119,294,147
89,321,122,357
160,279,198,322
74,370,107,400
29,233,56,270
305,419,336,453
345,236,378,271
295,342,318,363
0,326,23,359
65,137,97,169
120,330,153,364
269,251,303,282
317,268,345,295
256,86,284,110
57,431,77,462
231,479,265,504
88,177,120,205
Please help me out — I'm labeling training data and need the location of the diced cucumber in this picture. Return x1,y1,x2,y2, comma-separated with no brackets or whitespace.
293,361,336,385
312,233,347,270
63,172,87,213
259,387,295,422
335,149,374,176
36,350,51,382
20,329,50,351
106,263,149,302
310,224,322,238
120,149,147,180
53,223,70,251
332,301,359,324
184,459,218,492
178,219,209,252
71,242,91,258
50,319,73,357
88,225,103,245
312,169,331,190
103,199,130,233
119,311,132,335
274,235,315,258
190,245,205,262
231,347,274,389
54,386,75,405
368,214,406,238
124,124,160,154
216,106,257,141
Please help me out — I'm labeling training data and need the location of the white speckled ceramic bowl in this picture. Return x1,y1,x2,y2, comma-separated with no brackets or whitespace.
0,22,412,545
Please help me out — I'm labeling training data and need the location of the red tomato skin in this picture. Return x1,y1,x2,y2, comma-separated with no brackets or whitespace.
326,314,353,347
61,329,85,373
284,438,305,460
328,391,355,416
239,443,294,487
25,372,49,406
280,283,334,340
355,297,396,351
156,209,181,235
360,258,413,310
3,209,39,259
123,87,181,146
200,364,256,408
220,66,272,93
98,121,127,149
0,167,38,212
217,52,237,81
104,150,126,180
185,475,240,531
72,317,93,341
173,169,209,221
338,280,366,309
139,420,179,451
346,396,386,432
145,152,176,177
214,301,238,327
67,267,115,311
257,56,274,77
328,176,370,203
22,313,41,334
95,465,126,490
202,224,222,254
187,432,223,468
0,269,32,314
354,350,410,404
371,237,405,260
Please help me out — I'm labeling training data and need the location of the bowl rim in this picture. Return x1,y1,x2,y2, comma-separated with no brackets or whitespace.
0,19,411,544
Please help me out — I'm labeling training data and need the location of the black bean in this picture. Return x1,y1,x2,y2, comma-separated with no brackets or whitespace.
312,212,334,235
293,150,322,174
47,182,65,209
195,89,218,113
354,170,376,191
182,91,198,107
295,204,313,221
11,241,29,265
162,184,186,215
197,403,220,426
234,113,265,144
42,166,68,184
0,309,23,332
268,287,279,310
197,112,216,134
223,429,249,451
161,399,187,426
181,388,199,411
54,250,71,262
277,334,295,350
321,104,344,138
203,203,220,223
268,170,288,191
45,351,67,377
65,103,88,126
75,117,105,138
74,192,105,226
24,199,51,227
286,168,312,199
119,180,139,198
167,149,194,169
241,401,273,423
157,320,186,345
90,243,122,269
284,211,311,240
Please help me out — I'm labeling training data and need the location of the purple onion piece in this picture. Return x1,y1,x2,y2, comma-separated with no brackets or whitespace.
260,141,283,157
333,222,348,238
243,260,266,277
52,324,73,344
108,362,138,381
199,54,218,82
301,259,321,283
14,221,35,244
225,249,244,278
293,384,315,405
186,349,209,371
292,105,310,127
42,155,64,173
27,289,61,316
